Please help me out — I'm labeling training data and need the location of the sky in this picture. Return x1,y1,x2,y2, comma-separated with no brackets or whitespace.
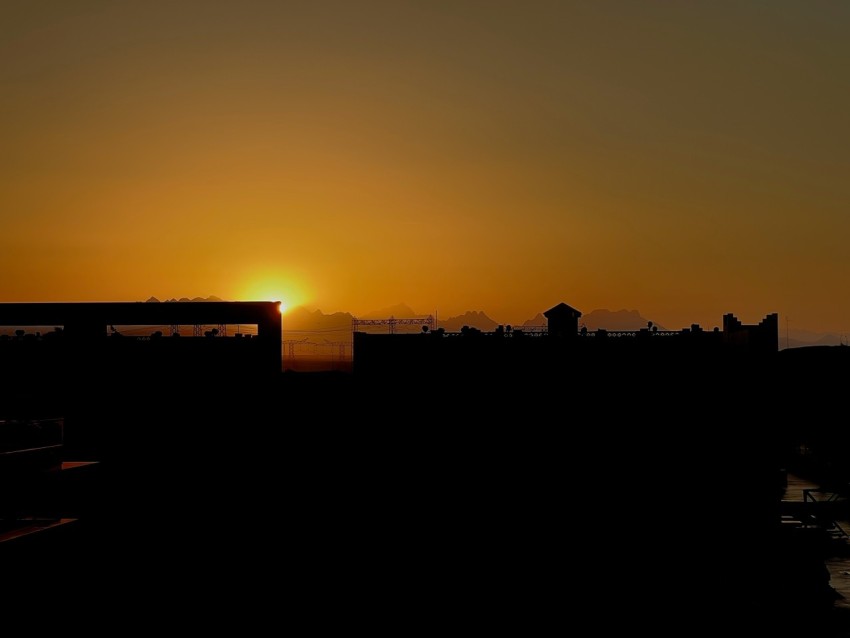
2,1,849,334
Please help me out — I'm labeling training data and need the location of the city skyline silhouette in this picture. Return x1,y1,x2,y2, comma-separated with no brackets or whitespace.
1,295,849,633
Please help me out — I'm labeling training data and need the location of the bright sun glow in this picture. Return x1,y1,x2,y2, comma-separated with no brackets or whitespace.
240,277,306,315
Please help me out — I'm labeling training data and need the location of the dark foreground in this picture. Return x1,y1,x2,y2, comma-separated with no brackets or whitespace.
3,349,850,634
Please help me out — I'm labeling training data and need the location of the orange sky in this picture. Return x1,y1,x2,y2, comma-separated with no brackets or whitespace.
2,2,849,334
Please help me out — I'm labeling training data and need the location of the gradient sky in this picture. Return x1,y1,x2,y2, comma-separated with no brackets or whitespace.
2,1,849,333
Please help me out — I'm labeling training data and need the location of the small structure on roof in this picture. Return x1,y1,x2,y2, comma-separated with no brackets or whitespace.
543,302,582,338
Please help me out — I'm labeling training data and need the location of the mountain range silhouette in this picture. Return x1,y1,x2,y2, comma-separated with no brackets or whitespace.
145,296,224,303
141,297,842,346
280,304,663,335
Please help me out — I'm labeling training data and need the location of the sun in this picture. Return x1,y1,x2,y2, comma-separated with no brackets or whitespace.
240,277,306,315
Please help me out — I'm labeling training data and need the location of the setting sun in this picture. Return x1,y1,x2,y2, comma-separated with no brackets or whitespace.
239,276,307,315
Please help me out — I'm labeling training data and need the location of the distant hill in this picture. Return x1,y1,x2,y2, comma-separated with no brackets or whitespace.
438,311,499,333
518,308,662,332
284,306,353,334
136,299,845,350
359,303,422,319
784,328,843,349
290,306,661,334
785,334,843,349
521,313,547,327
580,309,663,331
145,295,224,303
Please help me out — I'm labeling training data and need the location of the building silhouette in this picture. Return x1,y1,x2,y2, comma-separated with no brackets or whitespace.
0,301,283,552
352,301,780,379
3,298,846,630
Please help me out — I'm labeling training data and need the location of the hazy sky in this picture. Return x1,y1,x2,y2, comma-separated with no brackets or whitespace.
2,1,849,333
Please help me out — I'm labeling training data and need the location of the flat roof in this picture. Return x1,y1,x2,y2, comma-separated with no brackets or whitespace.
0,301,281,327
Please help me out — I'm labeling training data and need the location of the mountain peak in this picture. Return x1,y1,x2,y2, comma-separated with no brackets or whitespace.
360,303,420,319
151,295,225,303
438,310,499,332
